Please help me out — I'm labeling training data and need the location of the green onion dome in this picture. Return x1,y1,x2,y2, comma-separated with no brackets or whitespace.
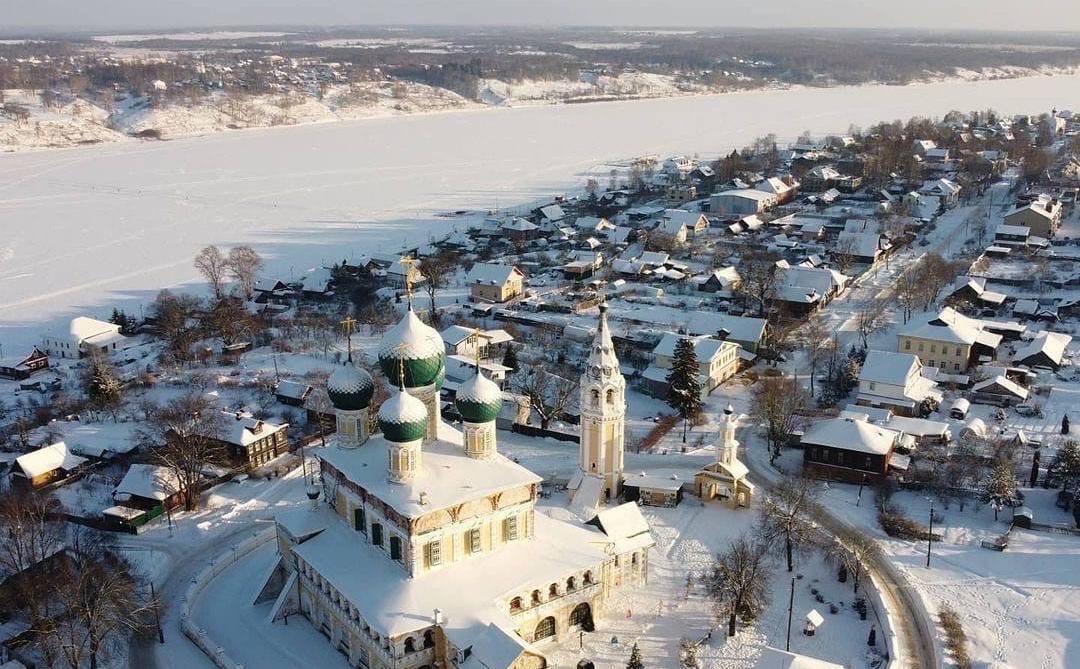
377,310,445,388
327,363,375,411
378,387,428,443
456,371,503,424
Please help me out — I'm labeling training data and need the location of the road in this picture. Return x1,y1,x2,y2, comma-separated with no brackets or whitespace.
123,463,312,669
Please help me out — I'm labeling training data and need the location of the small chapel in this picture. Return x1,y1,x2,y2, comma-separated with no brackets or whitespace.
255,303,653,669
694,403,755,508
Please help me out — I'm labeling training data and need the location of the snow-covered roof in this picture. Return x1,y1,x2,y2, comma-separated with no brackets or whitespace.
653,333,737,362
467,263,522,286
900,307,1002,348
290,504,605,638
459,622,536,669
835,230,884,258
685,312,767,344
275,379,312,400
972,375,1029,400
14,442,87,479
714,188,776,202
216,412,288,446
756,177,793,194
114,464,180,501
499,217,538,232
636,251,670,266
756,646,844,669
538,204,565,221
66,316,119,342
801,417,897,455
591,502,655,554
378,309,445,362
1015,331,1071,367
859,350,920,387
320,423,541,519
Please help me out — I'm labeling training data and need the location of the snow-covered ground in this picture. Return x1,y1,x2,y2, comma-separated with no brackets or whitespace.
3,73,1079,354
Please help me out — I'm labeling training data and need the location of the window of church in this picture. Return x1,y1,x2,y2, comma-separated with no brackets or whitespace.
631,552,638,565
549,583,559,597
423,630,435,649
468,528,481,553
404,637,416,653
510,596,523,613
426,540,441,567
504,516,519,541
390,536,402,561
372,523,383,546
531,589,542,605
583,570,593,585
591,389,600,407
354,507,366,534
606,389,614,404
566,576,576,591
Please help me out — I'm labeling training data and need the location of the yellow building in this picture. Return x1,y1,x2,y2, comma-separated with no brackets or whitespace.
469,263,526,303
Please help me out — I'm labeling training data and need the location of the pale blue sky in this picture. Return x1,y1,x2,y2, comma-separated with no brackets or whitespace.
2,0,1079,33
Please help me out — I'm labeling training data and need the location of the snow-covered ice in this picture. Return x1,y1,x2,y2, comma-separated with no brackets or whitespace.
2,74,1079,352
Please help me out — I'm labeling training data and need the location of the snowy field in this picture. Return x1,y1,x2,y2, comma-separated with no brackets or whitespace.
2,74,1080,352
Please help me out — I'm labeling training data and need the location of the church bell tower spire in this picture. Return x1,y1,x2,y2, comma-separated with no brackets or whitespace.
578,303,625,501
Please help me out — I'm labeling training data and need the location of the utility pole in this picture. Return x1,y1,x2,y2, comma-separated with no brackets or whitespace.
151,581,164,643
785,576,795,651
926,498,934,568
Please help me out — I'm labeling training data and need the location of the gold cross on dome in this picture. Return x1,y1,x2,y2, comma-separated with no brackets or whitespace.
399,256,419,309
340,315,357,361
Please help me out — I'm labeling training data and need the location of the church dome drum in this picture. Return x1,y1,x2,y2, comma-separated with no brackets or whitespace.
455,371,503,424
327,363,375,411
377,310,445,388
378,388,429,443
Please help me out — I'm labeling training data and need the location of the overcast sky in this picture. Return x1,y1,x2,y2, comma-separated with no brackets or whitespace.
3,0,1080,33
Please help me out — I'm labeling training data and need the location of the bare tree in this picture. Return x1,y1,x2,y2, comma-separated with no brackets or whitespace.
736,251,781,317
135,393,227,511
51,535,157,669
750,375,808,462
194,245,229,300
147,290,202,363
226,246,263,300
825,525,883,594
515,363,578,430
203,297,258,347
420,253,456,327
799,316,830,396
854,297,891,349
759,477,821,572
831,236,859,276
703,534,773,637
0,492,66,656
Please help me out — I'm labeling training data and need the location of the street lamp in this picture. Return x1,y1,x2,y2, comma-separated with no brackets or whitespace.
856,474,869,507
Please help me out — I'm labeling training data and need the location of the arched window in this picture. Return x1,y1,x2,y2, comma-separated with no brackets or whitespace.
549,583,559,597
606,389,614,405
590,389,600,407
531,589,542,605
534,616,556,641
510,596,523,613
404,637,416,653
583,570,593,585
570,602,593,631
423,630,435,649
566,576,576,591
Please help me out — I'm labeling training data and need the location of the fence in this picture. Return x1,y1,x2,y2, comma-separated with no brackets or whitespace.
179,527,277,669
511,423,580,443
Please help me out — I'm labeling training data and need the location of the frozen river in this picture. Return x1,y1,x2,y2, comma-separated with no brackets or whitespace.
1,74,1078,349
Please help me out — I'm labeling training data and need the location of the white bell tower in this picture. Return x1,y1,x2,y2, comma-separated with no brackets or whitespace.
719,403,738,466
578,304,626,501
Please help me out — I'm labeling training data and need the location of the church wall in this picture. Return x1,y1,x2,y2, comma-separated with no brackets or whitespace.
411,503,536,577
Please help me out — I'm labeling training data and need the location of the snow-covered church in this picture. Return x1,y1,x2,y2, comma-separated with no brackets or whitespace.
256,304,654,669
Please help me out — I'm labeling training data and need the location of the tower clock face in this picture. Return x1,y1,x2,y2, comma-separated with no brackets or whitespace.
590,365,601,378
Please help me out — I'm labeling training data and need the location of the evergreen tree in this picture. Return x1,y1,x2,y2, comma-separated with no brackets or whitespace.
666,338,703,443
82,352,123,421
1048,441,1080,492
980,462,1018,520
626,642,645,669
502,346,519,374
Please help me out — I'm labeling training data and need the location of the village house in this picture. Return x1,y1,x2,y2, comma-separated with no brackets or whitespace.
800,165,842,192
710,189,779,216
755,176,798,204
1013,331,1072,371
855,350,941,417
919,178,962,208
42,316,127,360
112,463,185,511
897,307,1003,372
275,379,313,407
11,442,88,490
621,473,683,507
500,218,541,243
661,209,709,239
801,416,899,481
0,347,49,380
643,334,740,399
383,258,427,289
1002,198,1063,238
467,263,526,303
971,375,1029,406
684,312,768,354
202,411,290,469
834,230,888,265
440,325,514,360
692,267,741,294
945,277,1007,310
